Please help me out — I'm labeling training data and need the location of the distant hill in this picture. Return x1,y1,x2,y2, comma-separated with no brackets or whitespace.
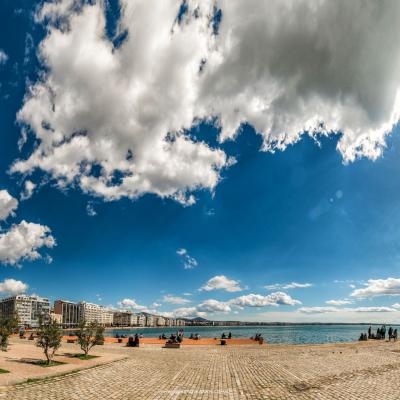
191,317,209,322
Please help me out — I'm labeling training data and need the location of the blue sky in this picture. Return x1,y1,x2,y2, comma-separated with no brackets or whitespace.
2,0,400,322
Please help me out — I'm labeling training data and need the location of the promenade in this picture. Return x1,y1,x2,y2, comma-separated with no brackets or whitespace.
1,339,400,399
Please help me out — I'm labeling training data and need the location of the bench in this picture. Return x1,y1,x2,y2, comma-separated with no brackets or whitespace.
164,342,180,349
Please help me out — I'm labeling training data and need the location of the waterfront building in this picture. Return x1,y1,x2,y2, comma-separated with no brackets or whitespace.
156,316,165,326
100,308,114,326
113,311,136,326
54,300,81,328
145,314,154,327
137,313,146,326
50,312,63,324
0,294,50,328
79,301,103,323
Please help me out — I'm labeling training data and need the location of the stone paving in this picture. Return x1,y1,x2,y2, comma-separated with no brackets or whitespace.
2,341,400,399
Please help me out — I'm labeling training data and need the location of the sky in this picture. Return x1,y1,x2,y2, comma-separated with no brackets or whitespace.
2,0,400,323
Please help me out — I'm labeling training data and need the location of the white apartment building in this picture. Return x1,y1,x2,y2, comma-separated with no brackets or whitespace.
0,294,50,328
156,316,165,326
136,313,146,326
100,309,114,326
79,301,102,323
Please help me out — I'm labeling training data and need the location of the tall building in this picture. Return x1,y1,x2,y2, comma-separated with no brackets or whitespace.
79,301,103,323
113,311,135,326
156,316,165,326
0,294,50,328
54,300,81,328
100,308,114,326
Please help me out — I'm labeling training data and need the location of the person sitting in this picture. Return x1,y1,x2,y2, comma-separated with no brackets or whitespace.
127,336,135,347
115,334,120,339
189,333,194,339
195,333,200,340
161,334,167,340
221,333,226,339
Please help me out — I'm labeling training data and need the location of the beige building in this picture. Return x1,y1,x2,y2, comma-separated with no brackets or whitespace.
156,316,165,326
50,312,63,324
0,294,50,328
100,309,114,326
113,311,135,326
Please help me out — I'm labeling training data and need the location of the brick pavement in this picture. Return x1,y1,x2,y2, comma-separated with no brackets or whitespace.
2,341,400,399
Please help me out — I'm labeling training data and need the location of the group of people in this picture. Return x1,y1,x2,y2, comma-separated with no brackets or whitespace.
251,333,264,342
166,330,185,344
221,332,232,339
359,325,398,341
126,334,140,347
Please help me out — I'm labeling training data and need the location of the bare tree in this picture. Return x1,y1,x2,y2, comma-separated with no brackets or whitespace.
36,317,62,365
76,320,105,356
0,316,18,351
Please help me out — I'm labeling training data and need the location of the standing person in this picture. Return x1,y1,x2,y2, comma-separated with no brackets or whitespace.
368,326,372,339
134,333,140,347
394,329,398,341
228,332,232,339
388,327,393,341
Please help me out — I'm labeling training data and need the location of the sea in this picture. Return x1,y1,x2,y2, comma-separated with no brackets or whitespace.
104,324,399,345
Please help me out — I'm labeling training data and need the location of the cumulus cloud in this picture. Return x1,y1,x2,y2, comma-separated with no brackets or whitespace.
20,180,37,201
0,50,8,65
265,282,312,290
325,299,353,306
118,298,156,313
176,248,198,269
299,306,396,314
200,275,243,292
162,295,191,305
162,307,206,319
0,190,18,221
197,299,231,313
0,220,56,265
12,0,400,206
0,278,28,294
230,292,301,307
351,278,400,298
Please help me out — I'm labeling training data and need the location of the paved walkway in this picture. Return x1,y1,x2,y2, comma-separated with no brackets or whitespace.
2,341,400,399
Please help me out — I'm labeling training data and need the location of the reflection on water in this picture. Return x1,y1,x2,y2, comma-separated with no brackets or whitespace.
105,324,399,344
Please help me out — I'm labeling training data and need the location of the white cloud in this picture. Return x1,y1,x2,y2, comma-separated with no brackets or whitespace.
86,202,97,217
176,248,198,269
0,220,56,265
0,278,28,294
200,275,243,292
0,50,8,65
230,292,301,307
299,306,396,314
118,298,156,314
351,278,400,298
0,190,18,221
20,180,37,201
298,306,339,314
162,295,191,305
161,307,206,319
326,299,353,306
12,1,400,205
265,282,312,290
197,299,231,313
